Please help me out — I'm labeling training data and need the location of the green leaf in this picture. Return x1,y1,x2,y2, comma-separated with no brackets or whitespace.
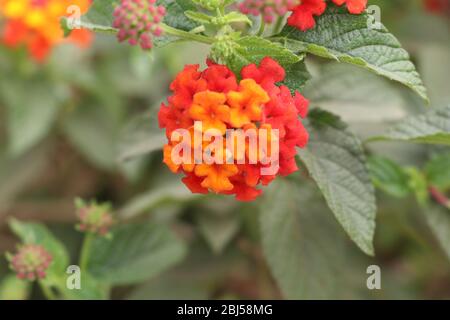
0,145,48,206
82,0,115,27
280,60,311,94
425,152,450,191
62,104,118,171
223,12,252,25
59,272,109,300
298,109,376,255
405,167,429,207
423,205,450,260
117,111,165,162
367,156,411,198
0,81,60,156
86,222,187,285
154,0,200,47
274,5,428,102
194,199,241,254
8,219,70,285
227,36,300,75
260,179,369,299
160,0,198,31
302,63,413,114
127,243,232,299
118,179,201,219
196,213,239,254
184,11,212,24
0,274,32,300
370,105,450,145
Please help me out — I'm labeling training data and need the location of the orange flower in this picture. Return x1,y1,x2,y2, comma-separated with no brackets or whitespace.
195,163,239,193
189,91,230,134
0,0,93,61
227,79,270,128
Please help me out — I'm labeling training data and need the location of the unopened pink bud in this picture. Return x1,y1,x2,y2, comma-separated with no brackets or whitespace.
113,0,166,51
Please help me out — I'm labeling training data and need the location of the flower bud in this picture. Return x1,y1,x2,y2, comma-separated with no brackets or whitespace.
75,199,114,236
7,244,53,281
113,0,166,50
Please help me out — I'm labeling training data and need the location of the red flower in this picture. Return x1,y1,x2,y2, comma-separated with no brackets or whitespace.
331,0,367,14
287,0,327,31
287,0,368,31
424,0,450,14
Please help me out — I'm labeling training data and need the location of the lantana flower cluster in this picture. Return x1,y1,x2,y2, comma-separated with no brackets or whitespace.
7,244,53,281
75,199,114,236
239,0,368,30
159,57,309,201
112,0,166,51
0,0,93,61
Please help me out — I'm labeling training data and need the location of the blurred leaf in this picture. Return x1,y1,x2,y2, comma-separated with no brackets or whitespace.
405,167,429,207
423,205,450,261
302,63,411,124
0,274,32,300
425,152,450,191
62,104,118,170
59,272,109,300
0,145,48,208
127,242,236,299
367,156,411,198
87,222,187,285
227,36,300,75
299,109,376,255
370,105,450,145
8,219,70,286
196,214,239,255
82,0,115,27
195,200,241,254
276,4,428,102
260,179,368,299
117,111,165,162
0,82,60,156
118,180,201,219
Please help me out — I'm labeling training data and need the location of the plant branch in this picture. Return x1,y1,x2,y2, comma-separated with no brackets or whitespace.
160,24,214,44
39,281,57,300
79,233,94,271
273,16,284,35
257,19,266,36
429,186,450,209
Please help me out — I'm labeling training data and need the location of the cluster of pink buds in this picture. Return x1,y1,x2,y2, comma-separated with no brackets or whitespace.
239,0,300,23
7,244,53,281
112,0,166,50
75,199,114,236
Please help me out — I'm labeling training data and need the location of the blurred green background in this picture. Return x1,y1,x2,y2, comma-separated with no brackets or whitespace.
0,0,449,300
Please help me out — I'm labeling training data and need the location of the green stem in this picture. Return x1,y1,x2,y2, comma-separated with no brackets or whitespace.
160,24,214,44
257,19,266,37
79,233,94,271
39,281,57,300
273,16,284,35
